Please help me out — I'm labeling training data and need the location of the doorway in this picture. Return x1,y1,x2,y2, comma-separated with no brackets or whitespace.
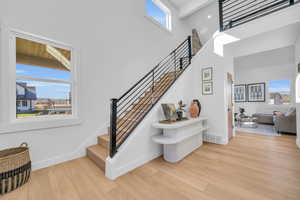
227,73,234,140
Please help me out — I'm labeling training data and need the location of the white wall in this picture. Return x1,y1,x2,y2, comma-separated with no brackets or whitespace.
193,37,233,144
183,2,218,44
295,35,300,147
234,46,296,116
0,0,191,170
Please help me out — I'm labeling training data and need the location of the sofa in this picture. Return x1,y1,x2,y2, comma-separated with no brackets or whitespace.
273,107,297,134
252,113,274,125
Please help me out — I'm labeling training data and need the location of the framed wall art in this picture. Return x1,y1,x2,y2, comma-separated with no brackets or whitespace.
202,82,213,95
234,84,247,102
247,83,265,102
202,67,213,81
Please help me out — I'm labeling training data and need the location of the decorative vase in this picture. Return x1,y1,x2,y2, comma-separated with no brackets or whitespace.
189,100,201,118
177,111,183,120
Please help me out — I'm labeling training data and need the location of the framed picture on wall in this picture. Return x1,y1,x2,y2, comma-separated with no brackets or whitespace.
247,83,265,102
202,67,213,81
234,84,247,102
202,82,213,95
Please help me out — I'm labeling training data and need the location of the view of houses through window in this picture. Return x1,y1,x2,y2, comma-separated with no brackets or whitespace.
16,37,72,118
268,80,291,105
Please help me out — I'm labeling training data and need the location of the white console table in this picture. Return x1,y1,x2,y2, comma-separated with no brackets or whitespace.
152,117,208,163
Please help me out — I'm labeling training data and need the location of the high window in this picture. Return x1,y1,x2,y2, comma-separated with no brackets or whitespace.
268,80,291,105
145,0,172,31
14,35,74,119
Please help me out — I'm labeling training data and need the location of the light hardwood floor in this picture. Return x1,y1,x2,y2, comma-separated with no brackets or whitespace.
2,132,300,200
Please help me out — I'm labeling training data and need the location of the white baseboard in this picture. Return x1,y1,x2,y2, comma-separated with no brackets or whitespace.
106,151,162,180
203,133,228,144
32,123,108,171
32,149,84,171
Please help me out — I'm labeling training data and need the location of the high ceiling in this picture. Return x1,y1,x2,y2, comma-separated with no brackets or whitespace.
170,0,192,8
228,22,300,58
169,0,214,18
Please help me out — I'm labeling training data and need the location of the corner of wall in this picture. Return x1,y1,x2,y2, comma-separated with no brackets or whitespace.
297,137,300,149
32,123,108,171
105,150,162,180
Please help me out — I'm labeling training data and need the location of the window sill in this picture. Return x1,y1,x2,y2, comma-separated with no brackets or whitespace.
0,116,82,134
144,15,172,35
267,103,291,105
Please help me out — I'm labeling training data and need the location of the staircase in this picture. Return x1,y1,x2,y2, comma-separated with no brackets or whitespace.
86,36,193,173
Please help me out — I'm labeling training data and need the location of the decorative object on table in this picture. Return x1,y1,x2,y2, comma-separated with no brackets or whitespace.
161,104,178,122
247,83,265,102
0,143,31,195
189,99,201,118
234,84,247,102
202,82,213,95
238,117,258,128
202,67,213,81
195,99,202,116
192,29,202,55
238,107,247,119
176,100,186,120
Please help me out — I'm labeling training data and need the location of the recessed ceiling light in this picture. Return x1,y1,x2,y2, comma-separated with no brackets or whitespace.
207,15,212,19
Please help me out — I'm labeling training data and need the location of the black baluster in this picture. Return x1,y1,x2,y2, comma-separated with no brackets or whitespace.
218,0,224,31
110,98,118,157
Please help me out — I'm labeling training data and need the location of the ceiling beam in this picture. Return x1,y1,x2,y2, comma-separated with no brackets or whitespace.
17,53,70,71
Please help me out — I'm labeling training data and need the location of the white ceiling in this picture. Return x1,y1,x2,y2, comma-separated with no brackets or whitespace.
169,0,215,18
170,0,193,8
234,46,295,70
227,22,300,58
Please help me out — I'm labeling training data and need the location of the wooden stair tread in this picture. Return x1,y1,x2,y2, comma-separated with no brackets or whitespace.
98,134,109,141
98,134,109,148
87,144,108,160
87,144,107,171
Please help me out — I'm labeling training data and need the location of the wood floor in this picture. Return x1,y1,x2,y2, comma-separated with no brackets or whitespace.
2,132,300,200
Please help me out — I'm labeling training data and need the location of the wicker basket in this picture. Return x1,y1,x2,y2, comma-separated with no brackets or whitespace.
0,143,31,195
